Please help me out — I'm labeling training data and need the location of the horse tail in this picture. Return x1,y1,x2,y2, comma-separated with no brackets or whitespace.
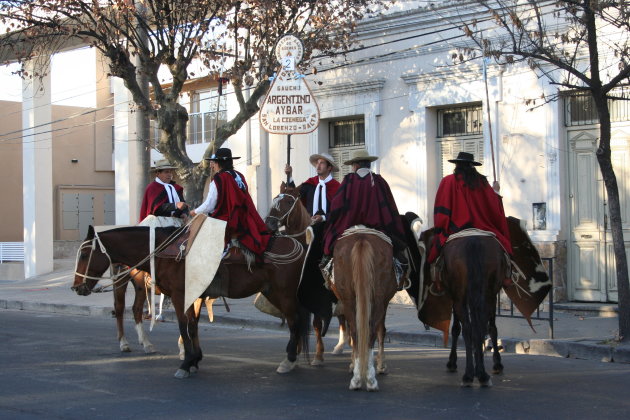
465,237,488,344
297,303,311,361
352,237,374,385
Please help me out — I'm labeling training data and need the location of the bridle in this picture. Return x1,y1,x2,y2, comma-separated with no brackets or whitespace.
73,226,185,290
266,193,301,232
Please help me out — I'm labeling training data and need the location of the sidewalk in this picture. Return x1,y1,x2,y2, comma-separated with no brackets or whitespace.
1,259,629,364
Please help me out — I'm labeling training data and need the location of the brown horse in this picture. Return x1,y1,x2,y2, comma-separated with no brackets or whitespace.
72,225,310,378
331,229,398,391
72,262,158,353
265,185,351,365
72,262,215,359
439,234,508,387
408,215,552,384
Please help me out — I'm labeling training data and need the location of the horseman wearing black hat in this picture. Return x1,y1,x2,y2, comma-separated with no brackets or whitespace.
428,151,512,265
190,148,270,257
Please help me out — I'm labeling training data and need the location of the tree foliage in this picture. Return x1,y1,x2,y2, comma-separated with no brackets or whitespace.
452,0,630,341
0,0,381,203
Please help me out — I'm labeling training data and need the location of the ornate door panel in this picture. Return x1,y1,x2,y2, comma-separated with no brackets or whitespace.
568,129,629,302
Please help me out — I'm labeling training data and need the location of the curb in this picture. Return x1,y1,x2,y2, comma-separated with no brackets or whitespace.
2,299,627,364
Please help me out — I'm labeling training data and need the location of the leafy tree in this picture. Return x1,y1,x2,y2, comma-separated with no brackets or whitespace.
0,0,380,204
452,0,630,341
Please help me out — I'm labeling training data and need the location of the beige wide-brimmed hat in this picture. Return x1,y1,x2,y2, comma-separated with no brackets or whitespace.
309,152,339,172
343,148,379,165
153,159,177,171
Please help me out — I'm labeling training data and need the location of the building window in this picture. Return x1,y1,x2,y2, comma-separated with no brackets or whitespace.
188,89,228,145
437,105,483,137
565,87,630,126
329,117,365,148
328,117,366,181
437,104,484,177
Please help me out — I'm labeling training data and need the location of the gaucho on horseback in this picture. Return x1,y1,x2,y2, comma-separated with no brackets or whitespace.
320,148,409,285
428,151,513,292
190,147,271,260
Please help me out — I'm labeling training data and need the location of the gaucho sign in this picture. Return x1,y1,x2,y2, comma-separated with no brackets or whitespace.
260,35,320,135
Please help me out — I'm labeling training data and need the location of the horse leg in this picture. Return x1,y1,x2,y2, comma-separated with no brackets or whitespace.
311,315,325,366
177,298,203,361
332,315,350,355
173,294,202,379
460,306,475,387
113,276,130,352
376,321,387,375
447,311,461,372
473,319,492,387
366,349,379,392
132,274,155,354
488,313,503,375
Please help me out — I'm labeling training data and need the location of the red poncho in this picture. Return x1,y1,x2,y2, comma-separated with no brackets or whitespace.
299,176,341,216
211,170,270,256
323,171,405,255
428,174,512,263
139,181,184,222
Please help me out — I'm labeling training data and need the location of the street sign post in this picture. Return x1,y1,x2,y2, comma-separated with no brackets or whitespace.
260,34,320,182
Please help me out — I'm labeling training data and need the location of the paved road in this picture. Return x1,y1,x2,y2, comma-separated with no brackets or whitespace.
1,309,630,420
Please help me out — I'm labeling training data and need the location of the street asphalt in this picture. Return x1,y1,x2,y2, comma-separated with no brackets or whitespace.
1,258,629,365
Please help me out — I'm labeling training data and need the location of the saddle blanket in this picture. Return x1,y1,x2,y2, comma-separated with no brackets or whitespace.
184,215,226,312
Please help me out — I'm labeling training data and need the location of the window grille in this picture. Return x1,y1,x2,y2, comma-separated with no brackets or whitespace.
437,105,483,137
565,86,630,126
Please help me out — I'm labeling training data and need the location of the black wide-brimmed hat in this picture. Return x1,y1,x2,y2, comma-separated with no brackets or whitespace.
205,148,241,161
448,151,481,166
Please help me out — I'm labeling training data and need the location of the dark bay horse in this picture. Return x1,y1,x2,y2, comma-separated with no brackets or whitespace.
331,228,398,391
407,215,551,385
72,225,310,378
265,185,351,365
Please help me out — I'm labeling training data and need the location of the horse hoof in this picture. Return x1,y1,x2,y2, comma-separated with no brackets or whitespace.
446,363,457,373
377,365,388,375
276,358,297,374
461,376,474,387
332,345,344,355
367,380,379,392
480,378,493,388
310,358,324,367
174,369,190,379
349,378,362,390
190,366,199,374
143,344,156,354
120,345,131,353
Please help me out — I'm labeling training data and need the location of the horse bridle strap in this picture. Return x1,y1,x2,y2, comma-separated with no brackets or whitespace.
267,193,300,225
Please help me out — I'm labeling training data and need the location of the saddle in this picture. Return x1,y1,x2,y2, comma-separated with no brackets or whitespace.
157,215,206,260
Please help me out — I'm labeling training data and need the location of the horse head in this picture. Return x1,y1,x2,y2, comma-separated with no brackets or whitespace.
265,185,302,233
506,217,550,289
71,225,112,296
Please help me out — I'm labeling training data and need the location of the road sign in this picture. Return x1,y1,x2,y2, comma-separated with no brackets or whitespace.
260,35,320,135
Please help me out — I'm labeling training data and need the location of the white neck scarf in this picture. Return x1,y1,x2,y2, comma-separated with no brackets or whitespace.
312,174,333,215
154,177,181,204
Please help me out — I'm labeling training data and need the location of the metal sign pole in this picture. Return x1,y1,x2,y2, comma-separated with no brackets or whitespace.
286,134,291,183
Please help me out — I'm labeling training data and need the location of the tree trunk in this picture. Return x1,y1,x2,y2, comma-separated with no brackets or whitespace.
594,95,630,342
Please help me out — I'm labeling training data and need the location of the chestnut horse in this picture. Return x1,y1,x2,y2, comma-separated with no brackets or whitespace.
72,264,157,353
72,225,310,378
265,186,350,365
72,263,214,359
331,228,398,391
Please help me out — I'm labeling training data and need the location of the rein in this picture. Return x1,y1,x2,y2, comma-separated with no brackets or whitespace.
74,222,191,290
